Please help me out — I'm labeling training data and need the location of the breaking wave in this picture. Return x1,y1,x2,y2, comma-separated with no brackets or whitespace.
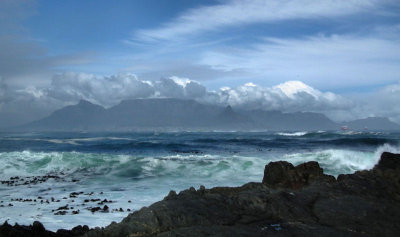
282,143,400,176
1,143,399,180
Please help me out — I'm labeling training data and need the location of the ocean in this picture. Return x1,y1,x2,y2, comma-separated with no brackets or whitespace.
0,131,399,230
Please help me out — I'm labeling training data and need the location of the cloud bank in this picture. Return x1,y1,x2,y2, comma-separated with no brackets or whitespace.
2,72,399,127
17,73,350,113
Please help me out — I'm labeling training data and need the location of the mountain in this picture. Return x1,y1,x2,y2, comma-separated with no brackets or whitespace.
246,110,338,131
19,100,107,131
13,98,400,132
18,99,240,131
342,117,400,131
105,98,228,129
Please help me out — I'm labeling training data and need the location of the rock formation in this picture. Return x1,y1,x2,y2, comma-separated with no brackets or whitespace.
1,152,400,236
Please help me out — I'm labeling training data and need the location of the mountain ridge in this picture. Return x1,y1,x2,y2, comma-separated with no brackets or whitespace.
12,98,400,132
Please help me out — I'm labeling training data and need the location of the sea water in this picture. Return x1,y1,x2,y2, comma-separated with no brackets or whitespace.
0,131,399,230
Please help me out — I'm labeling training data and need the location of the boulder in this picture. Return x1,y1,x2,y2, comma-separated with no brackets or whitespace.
262,160,335,189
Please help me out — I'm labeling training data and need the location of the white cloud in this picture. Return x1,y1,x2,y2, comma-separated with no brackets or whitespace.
1,73,400,126
204,80,352,114
41,73,207,107
274,81,318,98
46,72,155,107
134,0,389,41
199,34,400,89
5,73,349,114
352,81,400,123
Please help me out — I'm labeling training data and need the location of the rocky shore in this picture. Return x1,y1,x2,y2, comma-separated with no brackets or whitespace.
1,152,400,237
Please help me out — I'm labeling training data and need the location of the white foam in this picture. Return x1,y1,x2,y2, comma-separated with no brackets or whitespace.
1,144,398,230
281,143,400,176
276,132,308,136
3,136,135,146
0,152,266,230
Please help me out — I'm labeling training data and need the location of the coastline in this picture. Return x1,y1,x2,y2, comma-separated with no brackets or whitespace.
1,152,400,236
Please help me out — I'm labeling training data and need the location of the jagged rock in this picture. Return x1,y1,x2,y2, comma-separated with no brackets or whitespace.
262,160,335,189
374,151,400,171
32,221,45,232
1,152,400,237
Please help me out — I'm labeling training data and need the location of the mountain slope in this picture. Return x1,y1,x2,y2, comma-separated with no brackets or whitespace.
19,100,107,131
15,98,400,132
247,110,338,131
343,117,400,131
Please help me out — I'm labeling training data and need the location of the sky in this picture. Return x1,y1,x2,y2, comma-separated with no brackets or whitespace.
0,0,400,127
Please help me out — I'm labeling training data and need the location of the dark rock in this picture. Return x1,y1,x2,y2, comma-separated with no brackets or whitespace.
91,207,101,212
84,153,400,237
57,205,69,210
262,160,335,189
32,221,45,232
374,152,400,171
0,220,90,237
71,225,90,235
2,152,400,237
54,211,67,215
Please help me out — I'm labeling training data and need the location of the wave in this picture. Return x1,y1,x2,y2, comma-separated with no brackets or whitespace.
0,151,266,183
1,143,399,180
281,143,400,176
3,136,136,146
276,132,308,136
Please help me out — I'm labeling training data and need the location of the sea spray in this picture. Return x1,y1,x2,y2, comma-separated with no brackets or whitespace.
0,131,399,230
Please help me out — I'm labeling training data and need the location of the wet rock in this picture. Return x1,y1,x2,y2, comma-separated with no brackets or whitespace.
374,152,400,171
98,199,112,205
32,221,45,232
262,160,335,189
57,205,69,210
90,207,101,213
0,221,62,237
2,152,400,237
85,152,400,237
54,211,67,215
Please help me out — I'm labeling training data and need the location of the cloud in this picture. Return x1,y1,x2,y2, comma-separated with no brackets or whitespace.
352,81,400,123
46,72,155,107
134,0,392,41
4,72,349,112
0,77,7,108
0,0,37,34
0,0,95,88
198,33,400,89
40,74,350,115
37,73,207,108
203,81,352,113
0,35,96,88
1,72,400,127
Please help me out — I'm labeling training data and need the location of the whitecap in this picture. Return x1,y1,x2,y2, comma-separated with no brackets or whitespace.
276,131,308,136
